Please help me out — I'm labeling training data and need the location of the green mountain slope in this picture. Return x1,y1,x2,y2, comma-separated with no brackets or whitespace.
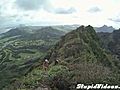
98,29,120,61
97,30,120,70
108,29,120,60
8,25,120,90
47,25,114,67
45,26,120,88
0,26,65,89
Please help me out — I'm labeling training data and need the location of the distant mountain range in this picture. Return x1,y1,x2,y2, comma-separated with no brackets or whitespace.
53,25,116,33
95,25,115,32
0,25,116,34
2,26,65,40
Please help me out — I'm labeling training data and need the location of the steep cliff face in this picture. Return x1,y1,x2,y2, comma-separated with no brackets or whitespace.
108,29,120,60
98,29,120,60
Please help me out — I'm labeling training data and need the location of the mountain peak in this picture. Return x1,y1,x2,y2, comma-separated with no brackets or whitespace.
95,25,115,32
46,25,113,67
76,25,94,32
102,25,108,27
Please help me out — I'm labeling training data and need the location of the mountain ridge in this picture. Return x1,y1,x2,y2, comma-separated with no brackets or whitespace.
0,25,116,35
46,25,115,67
0,25,120,90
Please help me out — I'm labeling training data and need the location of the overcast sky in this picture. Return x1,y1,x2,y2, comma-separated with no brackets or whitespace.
0,0,120,28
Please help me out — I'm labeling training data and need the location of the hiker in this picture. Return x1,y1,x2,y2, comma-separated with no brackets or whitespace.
54,59,59,65
43,59,49,71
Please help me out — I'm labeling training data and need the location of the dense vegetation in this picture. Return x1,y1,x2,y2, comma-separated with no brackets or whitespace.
0,26,64,89
98,29,120,61
0,25,120,90
45,26,120,87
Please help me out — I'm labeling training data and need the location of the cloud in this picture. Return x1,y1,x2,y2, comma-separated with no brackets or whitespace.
0,0,120,29
15,0,76,14
88,6,101,13
109,18,120,22
0,4,4,15
109,13,120,23
54,7,76,14
15,0,47,10
0,15,16,27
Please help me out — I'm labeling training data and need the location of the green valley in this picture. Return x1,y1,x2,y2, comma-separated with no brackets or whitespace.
0,26,65,89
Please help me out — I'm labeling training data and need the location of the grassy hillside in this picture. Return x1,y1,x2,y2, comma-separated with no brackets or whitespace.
6,26,120,90
0,26,65,89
